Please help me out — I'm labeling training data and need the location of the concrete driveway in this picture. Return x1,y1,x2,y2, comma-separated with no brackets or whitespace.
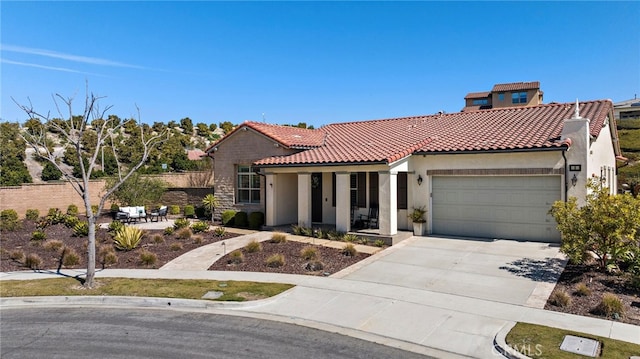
336,235,566,308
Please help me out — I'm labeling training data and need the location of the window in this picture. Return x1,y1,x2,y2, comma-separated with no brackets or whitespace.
397,172,407,209
512,92,527,104
237,165,260,204
350,172,366,208
498,93,505,101
472,99,488,106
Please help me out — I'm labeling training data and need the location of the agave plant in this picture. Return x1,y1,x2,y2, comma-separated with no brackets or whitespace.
113,226,144,251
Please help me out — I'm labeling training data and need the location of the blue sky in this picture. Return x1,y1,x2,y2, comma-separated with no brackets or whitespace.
1,1,639,129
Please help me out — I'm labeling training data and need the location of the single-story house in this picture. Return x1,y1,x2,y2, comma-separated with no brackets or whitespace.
206,99,622,243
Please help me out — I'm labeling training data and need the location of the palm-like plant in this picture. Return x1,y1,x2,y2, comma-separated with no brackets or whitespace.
202,194,220,223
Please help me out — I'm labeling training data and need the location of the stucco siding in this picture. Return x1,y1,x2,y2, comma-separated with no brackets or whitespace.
588,120,617,193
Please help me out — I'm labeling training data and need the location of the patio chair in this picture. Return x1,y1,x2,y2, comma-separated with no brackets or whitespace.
149,206,168,222
359,205,378,229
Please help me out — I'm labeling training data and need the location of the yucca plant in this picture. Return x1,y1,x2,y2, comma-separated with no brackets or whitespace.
213,226,227,237
202,194,220,223
113,226,144,251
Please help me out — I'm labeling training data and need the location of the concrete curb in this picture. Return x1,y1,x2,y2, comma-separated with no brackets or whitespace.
493,322,532,359
0,292,284,311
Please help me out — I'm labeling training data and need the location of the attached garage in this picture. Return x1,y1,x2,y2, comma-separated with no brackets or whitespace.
431,176,561,242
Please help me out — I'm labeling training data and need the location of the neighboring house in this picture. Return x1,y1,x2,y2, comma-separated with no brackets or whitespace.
206,100,622,243
187,149,206,161
614,96,640,120
462,81,544,112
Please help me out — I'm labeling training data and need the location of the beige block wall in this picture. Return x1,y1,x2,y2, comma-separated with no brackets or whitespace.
0,172,209,218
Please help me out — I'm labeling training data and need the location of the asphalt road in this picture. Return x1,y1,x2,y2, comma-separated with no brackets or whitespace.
0,307,433,359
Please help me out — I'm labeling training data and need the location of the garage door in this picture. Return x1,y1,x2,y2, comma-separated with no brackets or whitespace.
432,176,561,242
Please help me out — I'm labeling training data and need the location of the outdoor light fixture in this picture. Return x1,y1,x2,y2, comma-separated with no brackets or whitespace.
571,174,578,187
417,174,423,186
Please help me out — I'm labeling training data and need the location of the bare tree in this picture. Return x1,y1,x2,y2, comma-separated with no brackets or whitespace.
14,86,166,288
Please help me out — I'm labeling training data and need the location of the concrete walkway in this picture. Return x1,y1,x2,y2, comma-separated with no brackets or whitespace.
2,231,638,359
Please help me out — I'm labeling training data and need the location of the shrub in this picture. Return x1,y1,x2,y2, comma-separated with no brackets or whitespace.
358,238,369,245
221,210,237,226
374,239,385,247
139,251,158,266
153,235,165,244
169,205,181,215
183,205,195,218
98,246,118,268
176,228,193,240
194,205,206,219
73,221,89,237
342,244,357,257
91,205,99,215
0,209,20,231
304,260,324,271
110,203,120,212
64,215,81,229
66,204,79,216
45,208,65,225
213,227,227,237
301,227,313,237
549,290,572,308
190,221,210,233
173,218,190,229
314,228,326,239
163,226,175,235
327,230,344,241
291,224,303,235
575,283,592,297
113,226,144,251
25,209,40,221
44,240,64,251
24,253,43,269
31,230,47,241
342,234,359,243
245,240,262,253
228,250,244,264
9,250,25,261
594,293,625,318
270,232,287,243
170,242,184,251
62,247,80,267
300,246,318,260
234,211,248,228
108,220,124,233
266,254,285,267
193,235,203,245
248,211,265,229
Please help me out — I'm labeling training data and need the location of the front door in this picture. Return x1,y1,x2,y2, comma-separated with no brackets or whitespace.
311,172,322,223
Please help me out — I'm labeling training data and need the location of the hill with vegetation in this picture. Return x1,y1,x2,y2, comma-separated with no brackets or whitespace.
617,117,640,194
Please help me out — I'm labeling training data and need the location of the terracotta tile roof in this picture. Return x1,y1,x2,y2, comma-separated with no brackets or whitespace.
187,149,206,160
491,81,540,92
464,91,491,99
206,121,325,152
254,100,614,167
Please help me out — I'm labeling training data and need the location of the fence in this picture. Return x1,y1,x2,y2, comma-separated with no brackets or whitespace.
0,172,212,218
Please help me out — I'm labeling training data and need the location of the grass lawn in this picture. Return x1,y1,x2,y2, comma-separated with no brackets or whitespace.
0,278,294,302
506,322,640,359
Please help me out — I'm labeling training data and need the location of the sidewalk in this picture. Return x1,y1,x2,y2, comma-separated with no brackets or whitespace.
2,231,638,359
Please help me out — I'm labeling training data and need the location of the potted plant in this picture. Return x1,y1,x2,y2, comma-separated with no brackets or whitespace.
409,206,427,236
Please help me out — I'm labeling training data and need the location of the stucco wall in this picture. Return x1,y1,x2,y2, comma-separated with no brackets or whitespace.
211,128,299,220
588,120,617,193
